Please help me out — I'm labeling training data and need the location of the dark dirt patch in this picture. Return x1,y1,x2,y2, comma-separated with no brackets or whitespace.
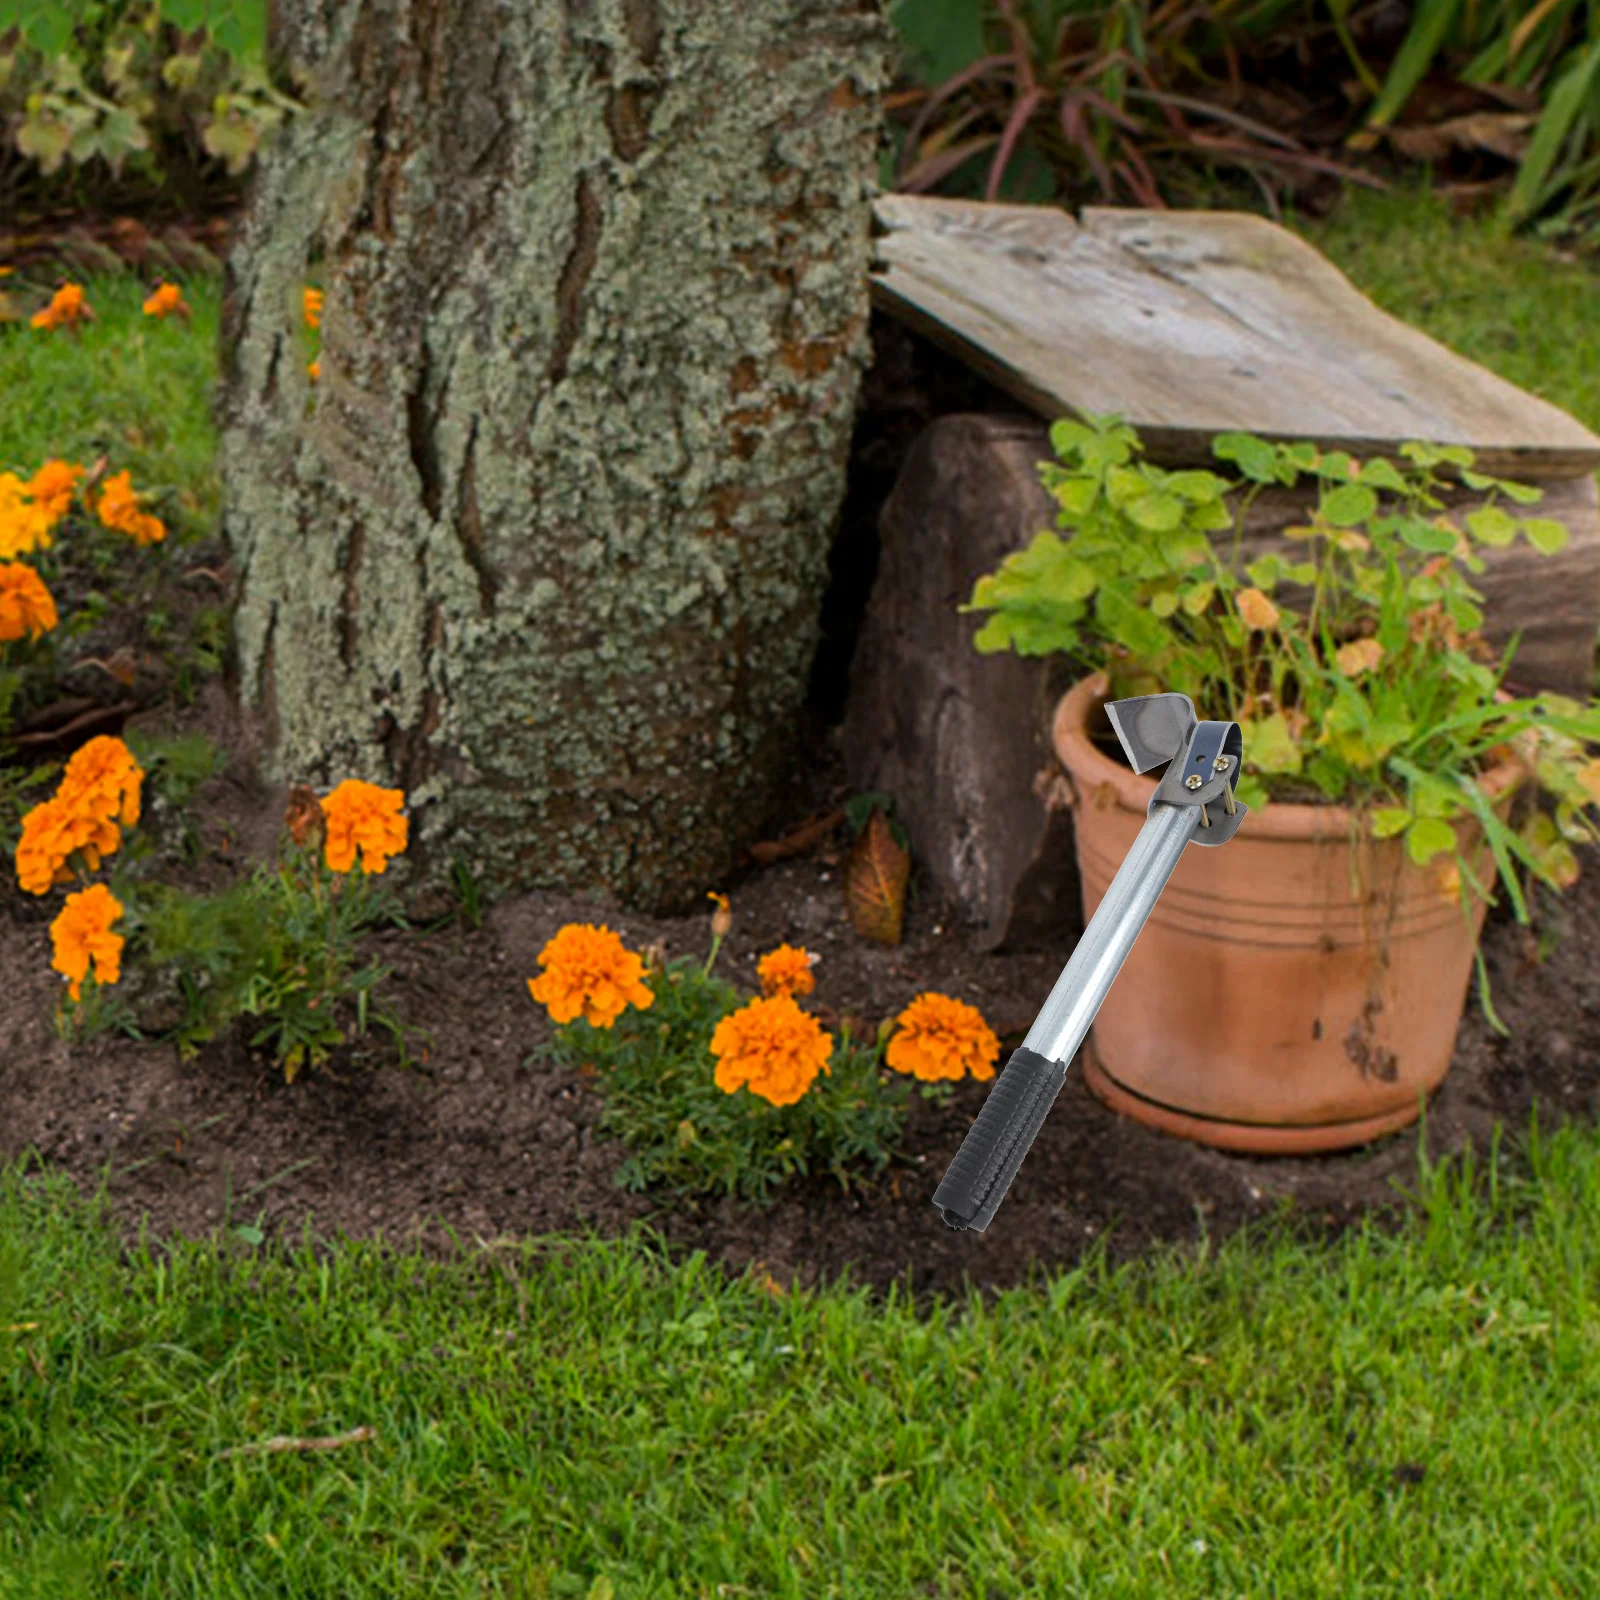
3,308,1600,1316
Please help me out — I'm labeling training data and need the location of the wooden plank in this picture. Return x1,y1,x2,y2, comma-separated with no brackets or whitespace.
868,194,1600,480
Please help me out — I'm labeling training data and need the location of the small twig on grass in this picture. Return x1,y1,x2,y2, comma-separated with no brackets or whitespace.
214,1424,377,1461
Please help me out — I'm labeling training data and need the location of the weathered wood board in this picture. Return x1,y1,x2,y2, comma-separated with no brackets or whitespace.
867,194,1600,480
842,415,1600,952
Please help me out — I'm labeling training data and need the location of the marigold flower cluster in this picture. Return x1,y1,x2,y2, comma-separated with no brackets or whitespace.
0,560,57,643
50,883,125,1002
319,778,409,874
527,923,656,1029
96,469,166,546
528,902,1002,1115
31,282,93,332
0,459,80,559
14,735,144,896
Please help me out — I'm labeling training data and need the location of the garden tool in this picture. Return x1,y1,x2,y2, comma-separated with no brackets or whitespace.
932,692,1249,1233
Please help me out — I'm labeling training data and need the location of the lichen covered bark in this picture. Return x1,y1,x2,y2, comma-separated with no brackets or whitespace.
218,0,893,913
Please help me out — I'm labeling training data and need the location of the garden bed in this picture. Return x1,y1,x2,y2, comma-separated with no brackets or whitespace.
3,664,1597,1312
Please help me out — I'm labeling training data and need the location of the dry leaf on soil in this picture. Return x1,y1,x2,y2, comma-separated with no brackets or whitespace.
845,807,909,946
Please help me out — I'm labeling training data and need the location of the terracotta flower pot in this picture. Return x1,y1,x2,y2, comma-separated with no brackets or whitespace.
1052,672,1527,1153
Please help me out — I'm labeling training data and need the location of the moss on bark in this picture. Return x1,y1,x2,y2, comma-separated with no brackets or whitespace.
218,0,893,913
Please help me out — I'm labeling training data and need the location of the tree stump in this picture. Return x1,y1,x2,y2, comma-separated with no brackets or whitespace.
216,0,893,915
842,413,1600,952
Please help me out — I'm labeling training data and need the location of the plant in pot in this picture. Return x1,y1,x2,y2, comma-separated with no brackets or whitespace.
961,413,1600,1152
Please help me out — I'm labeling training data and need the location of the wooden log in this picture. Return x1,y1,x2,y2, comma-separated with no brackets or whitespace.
841,414,1600,952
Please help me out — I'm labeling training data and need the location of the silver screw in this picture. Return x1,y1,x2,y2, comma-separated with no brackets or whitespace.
1184,773,1204,790
1213,755,1231,771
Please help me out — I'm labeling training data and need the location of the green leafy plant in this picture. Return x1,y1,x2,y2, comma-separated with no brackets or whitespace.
117,829,416,1081
963,413,1600,1024
885,0,1382,209
545,956,914,1210
0,1,301,210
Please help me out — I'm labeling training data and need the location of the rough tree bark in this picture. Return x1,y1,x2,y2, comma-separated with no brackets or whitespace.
217,0,892,913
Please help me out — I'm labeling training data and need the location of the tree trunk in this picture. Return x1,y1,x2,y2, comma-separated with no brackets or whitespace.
217,0,892,914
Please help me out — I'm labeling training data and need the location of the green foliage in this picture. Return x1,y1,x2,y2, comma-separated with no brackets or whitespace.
544,959,914,1210
963,415,1600,1027
0,1,299,198
107,838,416,1082
121,727,224,808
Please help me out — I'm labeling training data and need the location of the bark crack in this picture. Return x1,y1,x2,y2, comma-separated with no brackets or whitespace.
546,171,603,387
338,524,366,671
455,415,499,617
406,343,444,520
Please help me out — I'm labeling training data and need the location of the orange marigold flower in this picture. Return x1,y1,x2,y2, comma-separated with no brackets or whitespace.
319,778,409,874
95,470,166,546
756,942,817,999
142,282,189,319
31,282,93,331
886,992,1001,1084
307,358,320,382
50,883,125,1001
710,993,833,1107
0,561,58,642
27,458,83,525
0,471,55,559
58,735,143,830
1235,587,1280,631
303,286,323,329
15,796,123,895
527,922,655,1029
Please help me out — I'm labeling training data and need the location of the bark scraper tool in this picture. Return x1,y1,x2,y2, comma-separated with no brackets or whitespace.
931,692,1249,1233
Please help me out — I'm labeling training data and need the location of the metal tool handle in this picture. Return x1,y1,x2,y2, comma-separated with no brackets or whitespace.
931,801,1199,1231
931,692,1249,1234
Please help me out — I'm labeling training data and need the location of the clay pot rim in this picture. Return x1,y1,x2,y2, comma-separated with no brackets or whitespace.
1052,670,1527,841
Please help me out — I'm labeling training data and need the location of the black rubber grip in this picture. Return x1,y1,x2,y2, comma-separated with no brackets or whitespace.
931,1046,1067,1233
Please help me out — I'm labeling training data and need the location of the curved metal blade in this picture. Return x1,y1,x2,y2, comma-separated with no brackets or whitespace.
1103,692,1197,775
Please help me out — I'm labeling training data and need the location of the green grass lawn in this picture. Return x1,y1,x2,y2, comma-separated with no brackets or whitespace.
5,1126,1600,1596
5,193,1600,1595
0,270,223,538
1292,181,1600,439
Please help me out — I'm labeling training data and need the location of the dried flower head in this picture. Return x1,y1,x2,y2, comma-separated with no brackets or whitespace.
31,282,93,332
886,992,1001,1084
0,561,58,643
710,993,833,1107
528,922,656,1029
142,282,190,320
284,783,325,849
96,470,165,546
756,942,817,1000
707,890,732,939
50,883,124,1001
0,472,55,559
319,778,408,874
